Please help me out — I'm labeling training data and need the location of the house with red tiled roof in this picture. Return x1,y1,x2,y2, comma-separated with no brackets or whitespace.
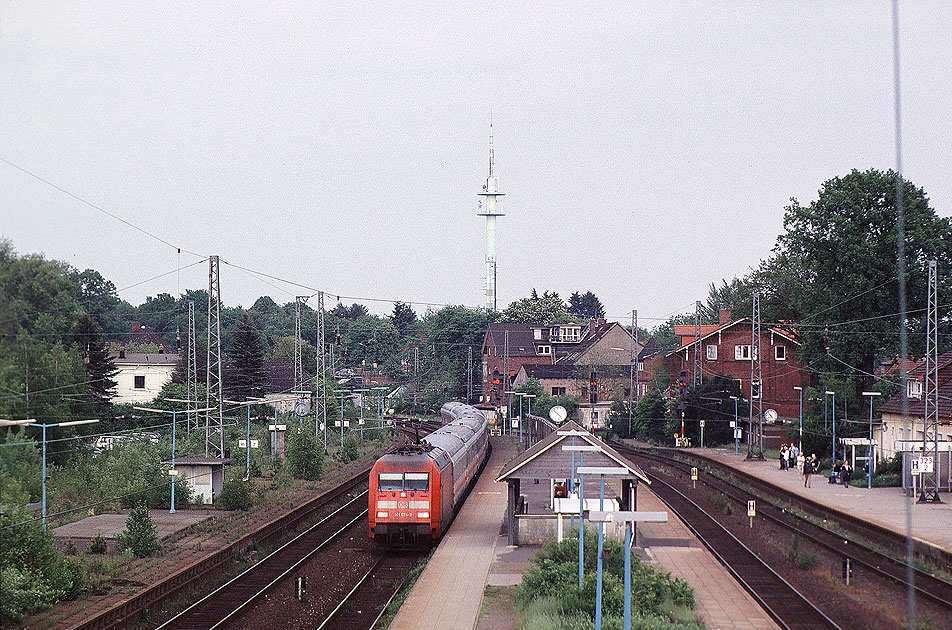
481,318,640,413
877,349,952,458
665,309,806,421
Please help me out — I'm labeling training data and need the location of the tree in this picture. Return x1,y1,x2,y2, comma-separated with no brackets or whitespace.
229,315,267,401
771,169,952,397
69,314,118,414
631,388,670,443
117,504,160,558
501,291,573,323
568,291,606,320
390,301,418,339
285,425,324,480
681,374,748,446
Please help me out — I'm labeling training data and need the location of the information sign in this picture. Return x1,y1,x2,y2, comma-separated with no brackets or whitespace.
168,469,178,476
699,420,705,428
747,500,756,517
690,467,698,480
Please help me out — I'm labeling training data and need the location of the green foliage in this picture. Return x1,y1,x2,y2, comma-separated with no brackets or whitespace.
285,425,325,480
787,535,821,570
337,434,360,462
516,533,695,628
681,374,748,446
116,504,161,558
0,427,42,504
567,291,605,320
500,290,574,323
0,507,84,623
229,314,267,401
629,388,671,443
218,479,254,511
89,533,108,555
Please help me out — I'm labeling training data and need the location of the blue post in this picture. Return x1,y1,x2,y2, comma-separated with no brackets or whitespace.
831,392,836,466
340,397,345,449
273,406,278,465
171,409,177,514
578,451,584,587
733,398,739,455
359,391,364,441
527,396,532,448
797,387,803,453
624,521,632,630
41,424,48,530
868,395,874,489
595,474,605,630
245,405,251,480
570,437,576,529
518,395,523,446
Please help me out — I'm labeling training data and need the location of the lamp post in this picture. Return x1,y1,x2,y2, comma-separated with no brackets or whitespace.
825,390,836,464
512,392,536,447
578,466,629,630
793,386,803,453
9,419,99,528
729,396,739,455
136,405,212,512
562,443,599,587
862,391,882,489
224,399,267,481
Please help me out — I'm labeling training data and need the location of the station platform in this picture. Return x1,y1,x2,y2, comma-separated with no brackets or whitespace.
636,483,780,630
688,446,952,553
389,437,516,630
51,509,218,552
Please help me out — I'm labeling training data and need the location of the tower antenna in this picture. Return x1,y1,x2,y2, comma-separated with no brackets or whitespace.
477,123,506,311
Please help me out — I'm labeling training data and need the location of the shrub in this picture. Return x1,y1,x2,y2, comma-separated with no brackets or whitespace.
337,435,360,462
708,492,732,515
89,533,108,555
285,426,325,480
218,479,253,511
787,535,821,570
116,504,160,558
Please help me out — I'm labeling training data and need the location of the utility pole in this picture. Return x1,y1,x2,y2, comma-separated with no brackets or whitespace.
693,300,702,386
186,300,197,434
315,291,325,437
919,260,942,503
466,346,474,403
504,330,510,425
205,256,224,458
294,296,308,393
747,292,763,460
413,346,420,410
628,309,636,437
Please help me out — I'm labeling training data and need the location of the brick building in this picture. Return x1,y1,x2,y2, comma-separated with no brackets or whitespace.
666,310,805,421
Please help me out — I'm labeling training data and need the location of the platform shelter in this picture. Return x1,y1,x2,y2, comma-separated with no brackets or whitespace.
495,421,649,545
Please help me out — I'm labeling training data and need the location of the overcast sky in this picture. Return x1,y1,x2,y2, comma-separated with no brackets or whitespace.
2,2,950,329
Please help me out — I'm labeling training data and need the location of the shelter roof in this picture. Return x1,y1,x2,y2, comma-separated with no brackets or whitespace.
111,352,179,365
494,420,649,484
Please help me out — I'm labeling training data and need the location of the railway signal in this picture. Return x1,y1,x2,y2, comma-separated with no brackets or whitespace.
747,500,756,528
589,369,598,404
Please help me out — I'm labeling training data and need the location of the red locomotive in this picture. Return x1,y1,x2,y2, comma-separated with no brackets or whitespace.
369,402,489,545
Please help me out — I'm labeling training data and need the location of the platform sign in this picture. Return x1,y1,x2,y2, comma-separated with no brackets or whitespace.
699,420,705,428
168,469,178,476
911,456,933,475
730,420,736,428
335,420,342,427
343,420,350,428
747,500,756,517
690,467,698,480
734,429,743,439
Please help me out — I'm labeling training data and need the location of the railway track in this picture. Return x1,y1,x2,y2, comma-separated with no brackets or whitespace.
634,463,841,629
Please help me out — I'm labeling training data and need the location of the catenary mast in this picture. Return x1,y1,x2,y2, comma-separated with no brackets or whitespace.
477,124,505,311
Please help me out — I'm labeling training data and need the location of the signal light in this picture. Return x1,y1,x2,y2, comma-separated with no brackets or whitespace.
589,369,598,403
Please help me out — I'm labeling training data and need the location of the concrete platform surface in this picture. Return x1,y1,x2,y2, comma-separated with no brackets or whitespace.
389,437,515,630
637,484,781,630
52,509,218,551
693,446,952,552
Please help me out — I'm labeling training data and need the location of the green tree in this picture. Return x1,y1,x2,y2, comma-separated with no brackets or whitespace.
631,388,671,443
681,374,748,446
390,301,419,339
501,291,573,323
568,291,606,319
285,425,324,480
117,504,160,558
228,314,267,401
69,314,118,416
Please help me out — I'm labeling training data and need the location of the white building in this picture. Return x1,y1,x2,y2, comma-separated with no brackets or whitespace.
111,351,179,404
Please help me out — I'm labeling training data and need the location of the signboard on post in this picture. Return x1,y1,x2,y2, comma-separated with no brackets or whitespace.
747,500,756,528
690,467,698,488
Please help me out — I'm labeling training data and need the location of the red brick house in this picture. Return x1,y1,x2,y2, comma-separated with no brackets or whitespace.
481,319,639,405
666,310,806,421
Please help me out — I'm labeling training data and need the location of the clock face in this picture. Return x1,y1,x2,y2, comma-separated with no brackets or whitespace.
765,409,778,423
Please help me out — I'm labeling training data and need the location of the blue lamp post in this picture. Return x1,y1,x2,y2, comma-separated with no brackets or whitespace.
578,466,629,630
225,399,267,481
729,396,739,455
7,418,99,529
137,404,213,512
793,386,803,453
825,390,836,464
563,443,599,587
862,391,881,489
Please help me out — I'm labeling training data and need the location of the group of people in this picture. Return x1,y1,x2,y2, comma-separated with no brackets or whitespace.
779,444,821,487
829,460,853,486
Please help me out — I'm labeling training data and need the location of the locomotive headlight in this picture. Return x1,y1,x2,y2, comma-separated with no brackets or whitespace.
377,511,389,518
417,511,429,519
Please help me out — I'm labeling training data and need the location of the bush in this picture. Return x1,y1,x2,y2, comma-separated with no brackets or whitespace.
285,426,324,480
218,479,253,511
787,535,821,570
0,508,84,624
89,533,108,555
337,435,360,462
116,504,160,558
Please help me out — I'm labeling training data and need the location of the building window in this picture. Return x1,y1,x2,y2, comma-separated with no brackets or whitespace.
734,345,757,360
552,387,566,396
533,328,542,340
908,380,923,399
134,375,146,389
638,361,645,371
581,386,588,398
558,326,581,342
537,345,551,355
706,345,717,360
775,345,786,360
592,411,599,420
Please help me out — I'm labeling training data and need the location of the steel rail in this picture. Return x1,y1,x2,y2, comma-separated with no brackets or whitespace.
314,554,387,630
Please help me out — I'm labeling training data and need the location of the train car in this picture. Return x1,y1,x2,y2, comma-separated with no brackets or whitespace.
369,402,489,545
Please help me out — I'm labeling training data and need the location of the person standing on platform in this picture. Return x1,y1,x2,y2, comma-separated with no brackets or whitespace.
779,444,788,470
797,452,805,476
804,455,816,487
788,445,797,470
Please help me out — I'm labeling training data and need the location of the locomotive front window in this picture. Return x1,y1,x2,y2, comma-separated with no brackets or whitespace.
379,473,404,491
405,473,429,491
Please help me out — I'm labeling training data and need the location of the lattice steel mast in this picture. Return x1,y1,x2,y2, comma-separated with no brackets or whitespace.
919,260,941,503
315,291,326,436
205,256,224,457
747,292,764,460
466,346,474,403
186,299,197,434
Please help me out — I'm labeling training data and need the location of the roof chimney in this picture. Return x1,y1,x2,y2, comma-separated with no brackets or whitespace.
597,317,606,326
719,309,731,325
131,322,141,332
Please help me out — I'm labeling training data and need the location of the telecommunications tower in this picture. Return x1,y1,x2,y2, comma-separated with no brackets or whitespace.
477,124,505,311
